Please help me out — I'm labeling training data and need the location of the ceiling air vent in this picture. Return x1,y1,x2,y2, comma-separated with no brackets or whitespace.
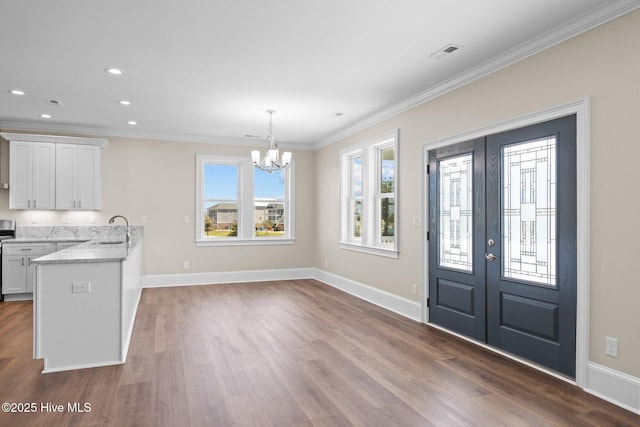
45,99,63,106
429,44,463,60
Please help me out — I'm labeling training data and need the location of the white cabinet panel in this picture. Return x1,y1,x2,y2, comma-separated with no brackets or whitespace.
2,242,56,295
9,141,56,210
56,144,101,210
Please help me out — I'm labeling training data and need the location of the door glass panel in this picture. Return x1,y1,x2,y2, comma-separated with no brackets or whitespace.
439,154,473,271
502,137,556,286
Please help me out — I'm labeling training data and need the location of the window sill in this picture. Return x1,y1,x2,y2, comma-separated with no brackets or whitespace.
339,242,399,259
196,238,295,247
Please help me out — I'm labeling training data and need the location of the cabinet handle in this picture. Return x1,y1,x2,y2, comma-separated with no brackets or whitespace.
73,200,77,208
28,200,31,208
34,200,37,208
28,257,32,266
21,248,32,251
22,258,25,266
79,200,82,209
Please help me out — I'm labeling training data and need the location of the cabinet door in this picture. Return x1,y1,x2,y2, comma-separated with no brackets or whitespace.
32,143,56,210
55,143,77,209
55,144,101,210
9,141,31,209
76,145,101,210
2,255,27,294
9,141,55,210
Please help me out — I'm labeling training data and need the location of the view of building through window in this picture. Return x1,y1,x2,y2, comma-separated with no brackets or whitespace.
203,164,286,238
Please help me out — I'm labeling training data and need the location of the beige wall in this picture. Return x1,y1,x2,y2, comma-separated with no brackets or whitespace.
315,10,640,377
0,136,316,275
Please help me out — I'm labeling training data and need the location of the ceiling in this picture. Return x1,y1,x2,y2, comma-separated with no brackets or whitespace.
1,0,638,150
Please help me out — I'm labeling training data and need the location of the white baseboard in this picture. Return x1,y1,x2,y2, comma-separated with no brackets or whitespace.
140,267,637,414
142,268,314,288
585,362,640,414
311,268,422,321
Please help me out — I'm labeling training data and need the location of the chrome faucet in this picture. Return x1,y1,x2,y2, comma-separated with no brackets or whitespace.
108,215,130,245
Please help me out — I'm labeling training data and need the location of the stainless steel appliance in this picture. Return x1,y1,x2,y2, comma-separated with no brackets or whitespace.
0,220,16,301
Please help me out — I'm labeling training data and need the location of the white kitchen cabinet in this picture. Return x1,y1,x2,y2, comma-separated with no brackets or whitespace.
9,141,56,210
56,143,101,210
2,242,56,294
1,132,107,211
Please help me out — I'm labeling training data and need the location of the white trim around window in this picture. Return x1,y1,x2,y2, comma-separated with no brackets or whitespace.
340,130,399,258
195,154,295,246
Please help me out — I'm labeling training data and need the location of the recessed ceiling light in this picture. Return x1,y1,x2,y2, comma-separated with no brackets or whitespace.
45,99,63,106
40,113,52,119
119,100,131,106
9,89,25,96
105,67,123,75
127,121,137,125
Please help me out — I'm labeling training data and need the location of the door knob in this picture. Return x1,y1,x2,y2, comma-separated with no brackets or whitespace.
485,253,498,261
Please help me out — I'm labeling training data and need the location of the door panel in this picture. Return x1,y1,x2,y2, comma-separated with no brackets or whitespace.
428,138,486,341
486,115,576,377
428,115,577,378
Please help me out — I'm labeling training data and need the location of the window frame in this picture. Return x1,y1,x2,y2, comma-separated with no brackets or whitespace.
196,154,295,246
340,130,399,258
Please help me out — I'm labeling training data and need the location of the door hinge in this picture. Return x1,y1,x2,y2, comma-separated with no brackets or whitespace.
426,164,430,174
426,231,430,241
426,297,430,307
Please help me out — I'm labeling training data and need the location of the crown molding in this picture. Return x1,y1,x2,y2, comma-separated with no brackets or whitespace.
0,121,314,151
314,0,640,150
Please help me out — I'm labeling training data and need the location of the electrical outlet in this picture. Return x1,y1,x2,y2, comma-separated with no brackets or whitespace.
184,216,190,224
412,216,421,227
605,337,619,358
324,259,329,268
31,215,39,224
183,261,190,270
412,283,417,295
61,215,71,224
72,282,91,293
141,215,148,224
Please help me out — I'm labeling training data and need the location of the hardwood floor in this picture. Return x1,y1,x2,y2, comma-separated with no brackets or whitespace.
0,279,638,426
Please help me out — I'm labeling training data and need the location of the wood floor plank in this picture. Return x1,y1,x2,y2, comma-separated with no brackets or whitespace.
0,279,638,426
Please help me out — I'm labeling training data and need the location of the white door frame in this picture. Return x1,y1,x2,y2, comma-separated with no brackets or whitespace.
421,98,590,388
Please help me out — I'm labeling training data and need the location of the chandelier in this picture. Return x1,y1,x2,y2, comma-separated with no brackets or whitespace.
251,110,291,173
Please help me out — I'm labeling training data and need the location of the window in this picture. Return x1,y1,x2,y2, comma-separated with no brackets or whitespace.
196,155,294,246
340,130,398,257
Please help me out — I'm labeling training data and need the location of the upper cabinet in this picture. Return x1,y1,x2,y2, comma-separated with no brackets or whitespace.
56,144,101,210
1,133,108,211
9,141,56,210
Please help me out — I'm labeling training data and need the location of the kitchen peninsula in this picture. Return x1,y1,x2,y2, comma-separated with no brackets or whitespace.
26,226,143,373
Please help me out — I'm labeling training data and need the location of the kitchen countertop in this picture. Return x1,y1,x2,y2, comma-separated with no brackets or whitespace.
31,234,142,264
2,225,144,265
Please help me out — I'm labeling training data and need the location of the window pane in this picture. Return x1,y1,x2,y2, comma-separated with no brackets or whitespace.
205,202,238,237
254,167,286,238
204,163,239,238
380,147,395,193
353,199,362,238
255,202,286,237
255,168,285,199
438,154,473,271
379,197,394,245
351,156,362,197
204,164,237,199
502,137,556,286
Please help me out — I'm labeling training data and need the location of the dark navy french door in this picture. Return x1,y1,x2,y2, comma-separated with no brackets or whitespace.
428,115,577,377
